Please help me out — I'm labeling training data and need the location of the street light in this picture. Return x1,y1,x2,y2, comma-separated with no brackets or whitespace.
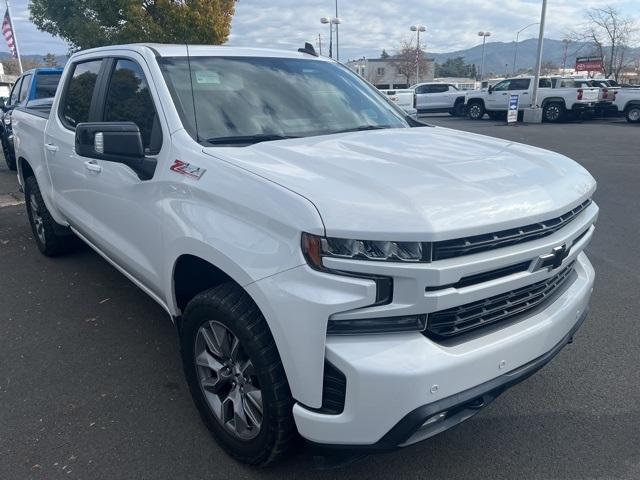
562,38,571,73
410,25,426,84
478,31,491,83
513,23,539,76
321,16,342,59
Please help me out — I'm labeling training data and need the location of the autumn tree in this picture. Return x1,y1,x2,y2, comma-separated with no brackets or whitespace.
29,0,237,51
389,40,429,85
571,6,637,81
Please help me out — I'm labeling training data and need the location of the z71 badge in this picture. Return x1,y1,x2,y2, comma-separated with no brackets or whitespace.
170,160,206,179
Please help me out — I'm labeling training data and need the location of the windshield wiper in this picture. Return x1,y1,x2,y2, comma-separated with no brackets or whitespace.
331,125,393,134
206,134,300,146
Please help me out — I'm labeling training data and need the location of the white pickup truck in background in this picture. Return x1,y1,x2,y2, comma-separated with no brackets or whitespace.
614,88,640,123
12,43,597,466
378,88,417,117
412,82,467,116
465,76,600,122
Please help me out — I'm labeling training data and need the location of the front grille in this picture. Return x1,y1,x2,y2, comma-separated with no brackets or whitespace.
432,200,591,261
426,262,576,339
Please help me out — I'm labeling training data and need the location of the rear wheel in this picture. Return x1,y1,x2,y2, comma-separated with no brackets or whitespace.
180,283,297,465
24,176,79,256
467,101,485,120
543,102,566,123
1,137,16,170
625,105,640,123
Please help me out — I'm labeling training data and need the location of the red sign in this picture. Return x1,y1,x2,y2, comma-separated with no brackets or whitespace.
575,56,604,72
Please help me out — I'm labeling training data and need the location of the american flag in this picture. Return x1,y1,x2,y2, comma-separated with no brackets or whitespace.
2,9,16,58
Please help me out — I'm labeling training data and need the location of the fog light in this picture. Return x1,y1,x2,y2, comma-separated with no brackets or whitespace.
327,314,427,335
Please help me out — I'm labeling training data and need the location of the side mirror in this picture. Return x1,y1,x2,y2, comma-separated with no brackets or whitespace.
75,122,155,179
488,85,494,94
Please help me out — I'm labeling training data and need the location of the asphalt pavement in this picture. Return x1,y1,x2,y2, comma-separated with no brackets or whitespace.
1,116,639,479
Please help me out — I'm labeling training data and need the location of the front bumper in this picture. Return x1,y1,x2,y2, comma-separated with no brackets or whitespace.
292,252,594,446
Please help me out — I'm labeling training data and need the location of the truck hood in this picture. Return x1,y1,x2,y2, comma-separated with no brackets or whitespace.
203,127,596,240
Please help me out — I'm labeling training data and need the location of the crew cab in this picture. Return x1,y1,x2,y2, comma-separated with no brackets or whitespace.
465,76,599,122
413,82,466,116
12,44,597,465
614,88,640,123
1,67,63,170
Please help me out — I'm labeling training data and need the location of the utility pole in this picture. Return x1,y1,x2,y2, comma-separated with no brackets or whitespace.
531,0,548,110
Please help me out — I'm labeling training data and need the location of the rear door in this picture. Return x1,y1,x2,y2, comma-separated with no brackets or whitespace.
45,58,105,229
427,84,450,109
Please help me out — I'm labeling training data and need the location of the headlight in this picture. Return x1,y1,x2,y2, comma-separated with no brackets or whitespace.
302,233,429,269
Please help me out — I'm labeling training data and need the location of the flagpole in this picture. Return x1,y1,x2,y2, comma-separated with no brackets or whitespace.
5,0,22,74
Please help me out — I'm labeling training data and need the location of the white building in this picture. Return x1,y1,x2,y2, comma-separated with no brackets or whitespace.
347,57,435,89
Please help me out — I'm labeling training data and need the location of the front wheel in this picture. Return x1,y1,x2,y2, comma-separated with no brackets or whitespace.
467,101,485,120
450,102,466,117
543,102,566,123
1,137,16,170
180,283,297,465
626,105,640,123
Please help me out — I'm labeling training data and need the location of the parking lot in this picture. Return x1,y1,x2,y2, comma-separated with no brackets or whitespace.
1,116,639,479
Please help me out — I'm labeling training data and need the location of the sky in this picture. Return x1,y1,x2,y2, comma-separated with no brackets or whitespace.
2,0,638,59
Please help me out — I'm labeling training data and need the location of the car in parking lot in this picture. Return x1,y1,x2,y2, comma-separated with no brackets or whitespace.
1,67,63,170
413,82,466,116
614,88,640,123
12,43,597,466
379,88,418,117
465,76,599,122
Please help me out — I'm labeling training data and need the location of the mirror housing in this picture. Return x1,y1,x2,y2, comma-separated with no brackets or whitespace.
75,122,155,180
488,85,494,94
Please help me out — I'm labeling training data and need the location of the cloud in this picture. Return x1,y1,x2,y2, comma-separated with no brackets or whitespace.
0,0,637,58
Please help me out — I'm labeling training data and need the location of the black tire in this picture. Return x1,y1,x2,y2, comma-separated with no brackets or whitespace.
450,101,466,117
180,283,297,465
1,138,16,170
24,176,79,256
625,105,640,123
543,102,566,123
467,101,485,120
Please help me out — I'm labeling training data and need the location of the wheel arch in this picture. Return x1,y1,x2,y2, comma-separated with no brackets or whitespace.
541,97,567,108
624,100,640,112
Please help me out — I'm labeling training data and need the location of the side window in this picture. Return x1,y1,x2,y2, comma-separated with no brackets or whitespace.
18,75,33,103
539,78,552,88
509,79,531,90
61,60,103,128
34,73,62,99
448,85,459,91
103,59,161,154
415,85,428,94
493,81,510,91
431,84,449,93
9,77,22,105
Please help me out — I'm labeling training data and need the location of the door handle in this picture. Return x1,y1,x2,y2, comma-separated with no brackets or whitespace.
84,160,102,173
44,143,58,152
522,92,529,95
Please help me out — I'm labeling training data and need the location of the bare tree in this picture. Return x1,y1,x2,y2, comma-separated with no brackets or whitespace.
571,6,637,81
389,39,429,85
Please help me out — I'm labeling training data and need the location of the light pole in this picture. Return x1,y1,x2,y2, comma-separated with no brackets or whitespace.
531,0,548,111
513,22,539,76
334,0,340,62
320,16,342,59
478,31,491,83
410,25,426,84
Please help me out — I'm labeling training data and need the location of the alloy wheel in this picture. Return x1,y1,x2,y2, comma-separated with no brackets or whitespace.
195,320,263,440
628,108,640,122
29,194,46,245
546,105,560,121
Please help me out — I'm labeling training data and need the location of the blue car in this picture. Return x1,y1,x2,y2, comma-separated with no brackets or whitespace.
1,67,63,170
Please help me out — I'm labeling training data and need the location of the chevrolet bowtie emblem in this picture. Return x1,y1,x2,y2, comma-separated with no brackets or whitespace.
531,244,569,272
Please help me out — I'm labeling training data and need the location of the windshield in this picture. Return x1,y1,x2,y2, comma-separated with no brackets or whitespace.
159,56,409,146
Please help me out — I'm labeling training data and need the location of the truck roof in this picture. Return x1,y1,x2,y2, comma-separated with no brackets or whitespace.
70,43,331,61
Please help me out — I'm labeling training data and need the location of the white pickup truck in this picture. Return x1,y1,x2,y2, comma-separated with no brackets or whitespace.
465,76,600,122
12,44,597,465
378,88,418,117
613,88,640,123
412,82,467,116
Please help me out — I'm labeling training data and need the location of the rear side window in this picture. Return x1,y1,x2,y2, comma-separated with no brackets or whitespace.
430,84,449,93
538,78,552,88
34,73,62,99
103,59,161,154
62,60,103,128
18,74,32,103
509,79,531,90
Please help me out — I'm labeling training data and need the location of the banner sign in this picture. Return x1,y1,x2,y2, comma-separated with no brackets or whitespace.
575,56,604,72
508,94,519,124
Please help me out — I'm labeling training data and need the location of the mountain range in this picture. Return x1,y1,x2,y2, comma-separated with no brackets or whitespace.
428,38,640,75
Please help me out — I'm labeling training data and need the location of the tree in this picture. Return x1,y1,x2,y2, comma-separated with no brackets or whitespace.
29,0,237,51
3,58,42,75
571,6,637,81
435,56,475,78
540,60,558,75
389,40,429,85
380,49,390,59
43,53,58,67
